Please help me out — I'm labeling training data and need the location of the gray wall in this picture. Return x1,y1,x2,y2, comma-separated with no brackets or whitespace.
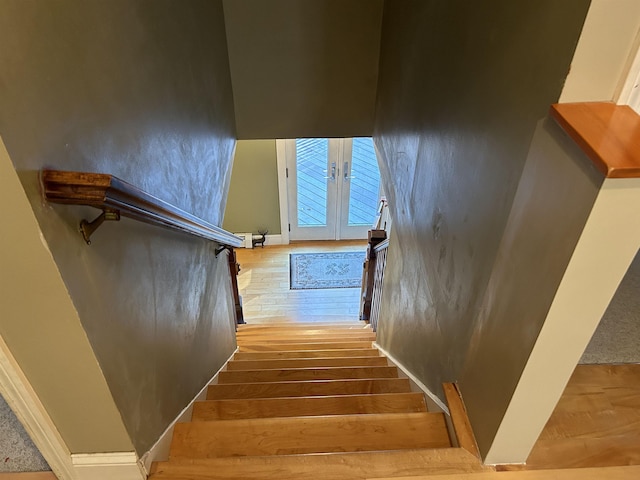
223,0,383,139
223,140,281,235
373,0,591,458
0,0,237,455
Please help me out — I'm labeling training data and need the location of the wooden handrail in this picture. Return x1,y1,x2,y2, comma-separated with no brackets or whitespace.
373,238,390,253
42,170,243,247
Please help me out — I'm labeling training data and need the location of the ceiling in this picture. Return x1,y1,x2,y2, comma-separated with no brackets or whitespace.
222,0,384,139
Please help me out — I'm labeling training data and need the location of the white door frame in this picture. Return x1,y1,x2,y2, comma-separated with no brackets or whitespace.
276,138,380,242
276,139,290,245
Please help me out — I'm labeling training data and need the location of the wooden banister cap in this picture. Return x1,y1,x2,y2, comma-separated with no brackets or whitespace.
550,102,640,178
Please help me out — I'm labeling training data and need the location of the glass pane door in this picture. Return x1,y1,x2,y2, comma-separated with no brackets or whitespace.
339,137,381,239
287,138,339,240
286,137,380,241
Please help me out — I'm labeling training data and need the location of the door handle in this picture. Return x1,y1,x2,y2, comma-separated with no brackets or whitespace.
344,161,356,181
324,162,336,181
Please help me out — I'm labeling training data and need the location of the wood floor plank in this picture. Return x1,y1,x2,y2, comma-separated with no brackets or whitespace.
226,356,388,370
522,364,640,470
207,378,412,400
235,241,366,322
192,393,427,420
238,341,373,352
151,448,487,480
170,412,451,458
233,349,381,360
218,366,398,383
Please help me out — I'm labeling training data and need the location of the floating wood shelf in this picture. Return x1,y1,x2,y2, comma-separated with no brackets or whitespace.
42,169,243,247
550,102,640,178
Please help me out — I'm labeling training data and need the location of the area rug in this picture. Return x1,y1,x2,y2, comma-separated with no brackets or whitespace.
290,252,365,290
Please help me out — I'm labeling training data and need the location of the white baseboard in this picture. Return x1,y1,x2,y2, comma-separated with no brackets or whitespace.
374,342,449,414
140,347,239,474
0,335,76,480
71,453,144,480
233,233,285,248
264,234,283,245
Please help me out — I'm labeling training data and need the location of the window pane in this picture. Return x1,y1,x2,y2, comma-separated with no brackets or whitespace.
296,138,328,226
348,138,380,226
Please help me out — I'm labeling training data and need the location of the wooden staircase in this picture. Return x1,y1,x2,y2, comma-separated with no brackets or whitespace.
149,321,487,479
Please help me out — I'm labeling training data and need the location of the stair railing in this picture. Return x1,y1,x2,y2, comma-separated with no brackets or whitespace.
42,170,244,247
41,169,245,324
359,229,387,324
369,238,389,332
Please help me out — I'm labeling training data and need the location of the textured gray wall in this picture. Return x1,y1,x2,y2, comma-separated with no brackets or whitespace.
0,0,237,454
223,0,383,139
373,0,591,458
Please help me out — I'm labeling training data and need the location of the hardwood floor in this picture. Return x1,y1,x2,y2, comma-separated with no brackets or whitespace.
501,364,640,471
235,240,366,323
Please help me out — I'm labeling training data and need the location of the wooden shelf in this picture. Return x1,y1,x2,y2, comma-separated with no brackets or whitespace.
42,170,243,247
550,102,640,178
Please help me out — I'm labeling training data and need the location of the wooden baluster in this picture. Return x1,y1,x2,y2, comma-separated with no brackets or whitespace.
360,230,387,323
370,239,389,332
227,248,245,325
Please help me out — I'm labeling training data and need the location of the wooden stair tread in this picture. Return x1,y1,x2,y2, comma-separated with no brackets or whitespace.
226,356,388,370
238,341,373,352
367,465,640,480
170,412,451,458
218,366,398,383
207,378,412,400
234,348,381,360
151,448,486,480
192,393,427,420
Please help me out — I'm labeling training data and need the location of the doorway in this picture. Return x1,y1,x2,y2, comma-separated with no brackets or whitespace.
279,137,381,241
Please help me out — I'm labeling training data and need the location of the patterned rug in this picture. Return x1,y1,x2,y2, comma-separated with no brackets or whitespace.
290,252,365,290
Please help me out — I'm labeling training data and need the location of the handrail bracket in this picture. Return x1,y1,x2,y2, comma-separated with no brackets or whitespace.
80,209,120,245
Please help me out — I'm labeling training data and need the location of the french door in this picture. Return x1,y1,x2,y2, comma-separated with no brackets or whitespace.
285,137,381,241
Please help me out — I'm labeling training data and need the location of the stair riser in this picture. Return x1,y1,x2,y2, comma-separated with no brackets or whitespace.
192,393,427,420
218,366,398,383
170,413,451,458
236,334,376,342
207,378,412,400
234,349,381,360
239,342,373,352
226,356,388,370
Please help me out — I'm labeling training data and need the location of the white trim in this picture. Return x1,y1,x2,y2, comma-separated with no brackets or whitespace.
275,139,290,245
139,347,239,474
264,234,283,246
72,453,138,466
0,335,77,480
617,37,640,112
71,452,144,480
374,342,449,414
